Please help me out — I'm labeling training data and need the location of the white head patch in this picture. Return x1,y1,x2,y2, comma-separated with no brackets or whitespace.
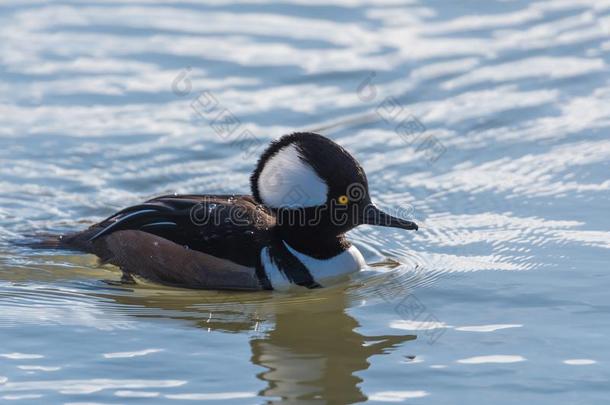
258,144,328,208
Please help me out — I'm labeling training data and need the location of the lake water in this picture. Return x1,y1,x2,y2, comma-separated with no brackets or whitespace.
1,0,610,403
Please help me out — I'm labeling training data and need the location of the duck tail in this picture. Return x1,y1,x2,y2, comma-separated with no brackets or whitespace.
16,233,72,250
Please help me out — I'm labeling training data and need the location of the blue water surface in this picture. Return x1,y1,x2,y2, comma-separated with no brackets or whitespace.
1,0,610,403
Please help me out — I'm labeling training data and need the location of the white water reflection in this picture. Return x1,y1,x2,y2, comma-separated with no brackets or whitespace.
455,324,522,333
457,355,527,365
103,349,164,359
17,366,61,372
0,379,187,395
114,390,161,398
563,359,598,366
165,392,257,400
369,391,429,402
390,320,449,331
0,353,44,360
2,394,44,401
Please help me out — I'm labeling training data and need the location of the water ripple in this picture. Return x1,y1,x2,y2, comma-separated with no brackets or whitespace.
1,0,610,402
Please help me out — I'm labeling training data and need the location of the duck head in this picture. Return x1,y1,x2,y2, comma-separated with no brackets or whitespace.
250,132,418,236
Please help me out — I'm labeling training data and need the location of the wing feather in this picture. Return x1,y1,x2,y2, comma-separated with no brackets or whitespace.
102,230,262,290
89,209,161,241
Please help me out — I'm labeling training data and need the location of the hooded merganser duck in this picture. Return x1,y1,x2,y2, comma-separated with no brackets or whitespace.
45,132,418,291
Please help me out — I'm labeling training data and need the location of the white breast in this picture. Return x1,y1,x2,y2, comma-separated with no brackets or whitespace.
261,243,365,291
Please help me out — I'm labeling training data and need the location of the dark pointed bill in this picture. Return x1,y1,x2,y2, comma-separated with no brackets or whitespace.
359,205,418,231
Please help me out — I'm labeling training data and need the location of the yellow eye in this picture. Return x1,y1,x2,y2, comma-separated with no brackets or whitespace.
338,195,349,205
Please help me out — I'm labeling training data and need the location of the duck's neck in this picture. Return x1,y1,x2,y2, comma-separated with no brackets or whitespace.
276,227,351,260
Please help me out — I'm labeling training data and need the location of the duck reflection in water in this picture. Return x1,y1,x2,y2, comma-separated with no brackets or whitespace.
251,292,416,404
98,285,416,404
